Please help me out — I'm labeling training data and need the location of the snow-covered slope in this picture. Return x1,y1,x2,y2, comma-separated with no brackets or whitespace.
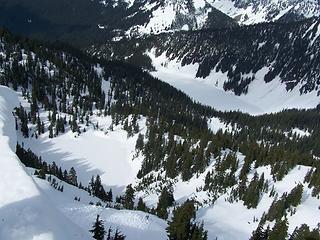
11,83,319,239
91,18,320,114
17,85,145,195
0,86,89,240
210,0,320,25
197,165,320,239
114,0,320,38
121,0,237,38
1,25,319,239
32,173,167,240
148,50,319,114
0,85,167,240
135,148,320,239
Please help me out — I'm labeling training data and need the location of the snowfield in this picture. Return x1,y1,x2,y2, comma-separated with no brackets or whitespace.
148,50,320,115
0,86,89,240
32,174,167,240
19,121,144,196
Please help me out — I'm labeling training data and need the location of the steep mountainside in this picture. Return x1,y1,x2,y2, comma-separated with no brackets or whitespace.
0,29,320,239
210,0,320,24
0,86,91,240
90,18,320,112
0,0,236,45
1,0,320,46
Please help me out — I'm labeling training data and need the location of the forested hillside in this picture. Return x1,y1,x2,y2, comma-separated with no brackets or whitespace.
0,28,319,239
90,17,320,96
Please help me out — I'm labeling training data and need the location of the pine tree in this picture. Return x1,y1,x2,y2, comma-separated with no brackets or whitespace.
156,187,174,219
250,224,268,240
135,133,144,151
106,188,113,202
68,167,78,186
90,215,106,240
91,175,107,201
137,197,147,212
124,184,135,210
48,124,53,138
106,227,126,240
289,224,320,240
268,218,288,240
167,200,207,240
114,229,126,240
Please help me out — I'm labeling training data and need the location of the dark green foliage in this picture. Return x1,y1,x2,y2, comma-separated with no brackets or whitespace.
268,218,288,240
90,215,106,240
15,105,29,137
123,184,135,210
263,184,304,223
242,172,266,209
135,133,144,152
290,224,320,240
106,227,126,240
250,225,269,240
306,168,320,197
90,175,108,201
106,188,113,203
156,187,175,219
286,184,303,207
167,200,207,240
137,197,147,212
68,167,78,186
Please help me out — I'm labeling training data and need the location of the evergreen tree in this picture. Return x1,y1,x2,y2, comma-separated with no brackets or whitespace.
106,227,126,240
124,184,135,210
68,167,78,186
91,175,107,201
90,215,106,240
137,197,147,212
135,133,144,151
106,188,113,202
268,218,288,240
156,187,174,219
250,224,269,240
290,224,320,240
167,200,207,240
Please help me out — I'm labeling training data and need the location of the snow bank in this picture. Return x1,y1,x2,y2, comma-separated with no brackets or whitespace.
0,86,89,240
32,172,168,240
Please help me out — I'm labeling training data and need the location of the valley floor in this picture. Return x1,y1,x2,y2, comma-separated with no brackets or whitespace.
148,51,320,115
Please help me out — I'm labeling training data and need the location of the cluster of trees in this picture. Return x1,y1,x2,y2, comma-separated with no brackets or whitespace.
251,221,320,240
305,168,320,197
167,200,207,240
16,143,116,204
16,143,80,187
156,187,175,219
115,184,135,210
89,175,113,202
262,184,304,223
92,18,320,96
90,215,126,240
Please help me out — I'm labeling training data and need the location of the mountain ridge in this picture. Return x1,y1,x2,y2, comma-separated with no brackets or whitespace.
90,17,320,112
